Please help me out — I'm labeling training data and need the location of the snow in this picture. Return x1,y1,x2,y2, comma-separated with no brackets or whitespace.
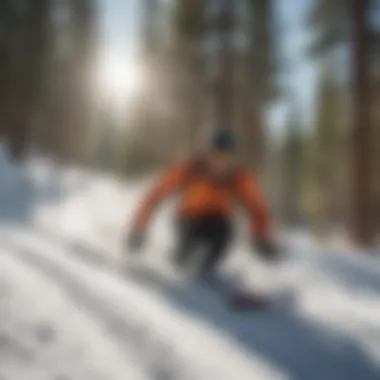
1,146,380,380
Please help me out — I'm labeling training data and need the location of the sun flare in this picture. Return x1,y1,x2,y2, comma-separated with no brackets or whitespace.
97,53,142,105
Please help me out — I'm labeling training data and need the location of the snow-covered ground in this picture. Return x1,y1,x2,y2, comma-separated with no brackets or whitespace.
1,148,380,380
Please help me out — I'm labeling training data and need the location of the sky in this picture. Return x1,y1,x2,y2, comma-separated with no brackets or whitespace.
98,0,140,58
98,0,317,138
270,0,317,136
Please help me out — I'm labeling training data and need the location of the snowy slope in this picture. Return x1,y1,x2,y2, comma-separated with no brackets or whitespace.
1,150,380,380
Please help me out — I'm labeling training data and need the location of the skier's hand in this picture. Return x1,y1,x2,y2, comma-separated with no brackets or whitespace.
125,232,145,253
253,237,280,262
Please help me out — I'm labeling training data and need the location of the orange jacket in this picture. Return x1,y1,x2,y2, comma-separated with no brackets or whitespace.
130,159,271,238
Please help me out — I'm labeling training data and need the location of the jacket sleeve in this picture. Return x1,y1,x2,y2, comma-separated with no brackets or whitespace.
233,170,271,239
130,163,190,232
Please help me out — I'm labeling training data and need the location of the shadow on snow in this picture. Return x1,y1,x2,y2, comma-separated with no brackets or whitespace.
6,228,380,380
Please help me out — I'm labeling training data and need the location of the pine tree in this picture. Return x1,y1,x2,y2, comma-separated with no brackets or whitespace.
308,0,375,245
281,104,304,224
309,63,345,238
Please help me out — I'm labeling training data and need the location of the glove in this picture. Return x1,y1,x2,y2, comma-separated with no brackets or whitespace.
253,237,280,261
125,232,145,253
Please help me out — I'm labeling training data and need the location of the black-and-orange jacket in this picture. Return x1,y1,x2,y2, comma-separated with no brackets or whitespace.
130,158,272,239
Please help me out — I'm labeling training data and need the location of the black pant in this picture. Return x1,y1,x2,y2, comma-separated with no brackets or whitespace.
174,215,232,275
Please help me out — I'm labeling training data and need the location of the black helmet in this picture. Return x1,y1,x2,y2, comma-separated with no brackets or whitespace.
207,127,237,151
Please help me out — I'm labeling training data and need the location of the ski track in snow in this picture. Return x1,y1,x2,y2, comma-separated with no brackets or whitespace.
1,152,380,380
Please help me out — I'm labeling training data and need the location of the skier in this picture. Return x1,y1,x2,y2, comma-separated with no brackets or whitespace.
126,128,279,279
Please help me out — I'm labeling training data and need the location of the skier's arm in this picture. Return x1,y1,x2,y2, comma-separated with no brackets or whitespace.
233,171,272,239
130,163,190,232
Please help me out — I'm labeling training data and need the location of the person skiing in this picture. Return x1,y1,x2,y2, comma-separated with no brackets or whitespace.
126,128,279,278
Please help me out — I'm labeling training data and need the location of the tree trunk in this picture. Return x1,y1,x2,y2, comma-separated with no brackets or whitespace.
246,0,273,174
351,0,375,246
214,0,235,128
